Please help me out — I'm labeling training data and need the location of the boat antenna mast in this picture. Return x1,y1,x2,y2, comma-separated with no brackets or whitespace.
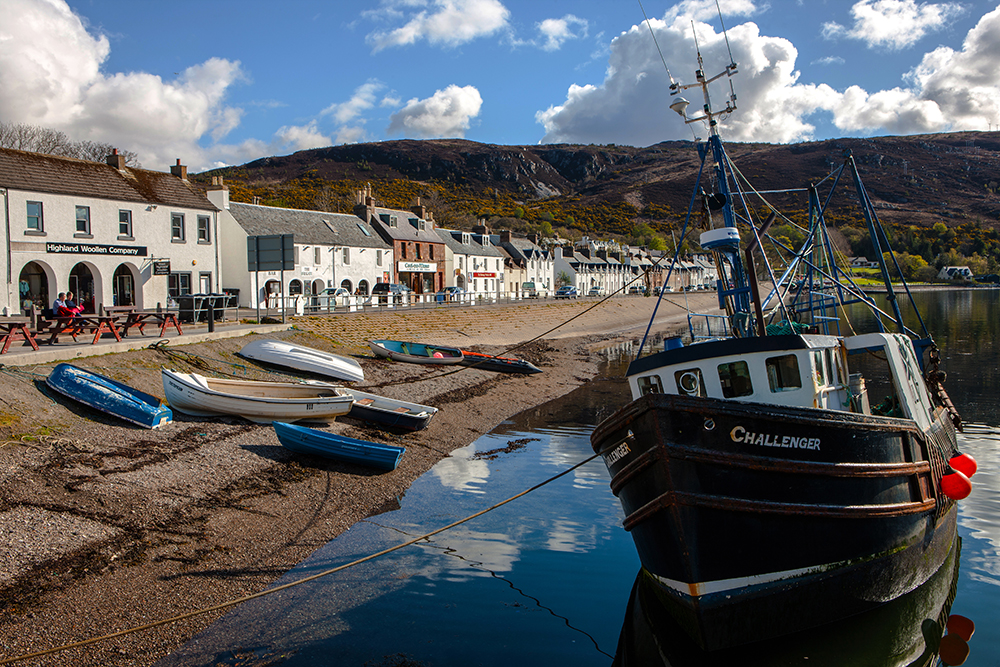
668,18,753,335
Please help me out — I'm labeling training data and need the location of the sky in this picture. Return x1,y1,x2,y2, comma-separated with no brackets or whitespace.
2,0,1000,172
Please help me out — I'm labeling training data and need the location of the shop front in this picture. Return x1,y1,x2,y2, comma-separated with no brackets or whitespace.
397,261,441,294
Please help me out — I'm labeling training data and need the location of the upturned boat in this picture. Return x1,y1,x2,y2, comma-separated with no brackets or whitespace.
46,363,172,429
273,421,404,471
161,369,353,424
238,339,365,383
591,39,971,650
369,339,464,364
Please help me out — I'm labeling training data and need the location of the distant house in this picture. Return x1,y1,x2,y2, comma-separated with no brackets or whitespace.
849,257,879,269
938,266,973,282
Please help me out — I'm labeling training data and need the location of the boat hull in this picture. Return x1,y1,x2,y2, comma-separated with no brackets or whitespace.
239,339,364,383
339,388,438,431
273,421,404,471
591,392,959,649
459,350,542,374
161,369,353,424
46,363,172,429
369,339,464,365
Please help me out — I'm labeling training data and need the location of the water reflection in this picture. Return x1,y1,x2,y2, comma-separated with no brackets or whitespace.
614,537,964,667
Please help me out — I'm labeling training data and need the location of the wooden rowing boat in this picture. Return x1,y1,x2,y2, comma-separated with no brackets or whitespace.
368,339,464,364
273,421,405,471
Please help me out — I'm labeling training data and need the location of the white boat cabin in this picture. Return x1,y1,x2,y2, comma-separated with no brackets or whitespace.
627,333,936,428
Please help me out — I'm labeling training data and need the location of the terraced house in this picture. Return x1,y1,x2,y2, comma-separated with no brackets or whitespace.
437,224,505,296
0,148,219,318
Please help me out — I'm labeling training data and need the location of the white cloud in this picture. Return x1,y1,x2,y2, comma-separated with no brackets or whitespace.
0,0,245,171
272,121,332,152
366,0,511,52
322,80,385,124
537,15,588,51
663,0,760,23
822,0,965,50
387,84,483,138
812,55,846,66
537,4,1000,145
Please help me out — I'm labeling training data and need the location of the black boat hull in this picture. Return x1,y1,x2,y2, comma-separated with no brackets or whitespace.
591,392,959,649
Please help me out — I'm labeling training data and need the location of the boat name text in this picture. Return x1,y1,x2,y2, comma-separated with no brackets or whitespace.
603,441,632,467
730,426,820,451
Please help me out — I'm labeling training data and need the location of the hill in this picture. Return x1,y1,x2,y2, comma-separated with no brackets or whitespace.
197,132,1000,269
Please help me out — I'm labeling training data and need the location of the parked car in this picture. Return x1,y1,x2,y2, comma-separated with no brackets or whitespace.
555,286,579,299
522,281,540,298
436,286,466,302
628,285,645,295
371,283,411,304
587,287,603,297
313,287,351,308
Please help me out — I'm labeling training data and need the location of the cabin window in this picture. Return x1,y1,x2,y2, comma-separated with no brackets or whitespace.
674,369,707,397
637,375,663,396
766,355,802,392
826,348,844,385
718,361,753,398
812,351,827,386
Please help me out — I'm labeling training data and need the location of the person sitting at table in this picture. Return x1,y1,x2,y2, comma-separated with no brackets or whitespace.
52,292,67,314
62,292,84,316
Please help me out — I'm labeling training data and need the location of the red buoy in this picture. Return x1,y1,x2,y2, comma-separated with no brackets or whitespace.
941,470,972,500
939,633,970,665
947,614,975,641
950,453,978,478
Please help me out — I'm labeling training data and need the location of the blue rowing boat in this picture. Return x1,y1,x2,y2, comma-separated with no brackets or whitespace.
273,421,404,471
46,363,173,429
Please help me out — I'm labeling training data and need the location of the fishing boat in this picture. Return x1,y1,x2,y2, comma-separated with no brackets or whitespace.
459,350,542,374
338,387,438,431
46,363,172,429
238,339,365,383
590,40,972,650
161,369,353,424
369,339,464,365
272,421,404,471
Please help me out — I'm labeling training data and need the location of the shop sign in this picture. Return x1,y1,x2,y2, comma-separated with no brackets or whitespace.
153,260,171,275
46,242,147,256
472,272,496,278
398,261,435,272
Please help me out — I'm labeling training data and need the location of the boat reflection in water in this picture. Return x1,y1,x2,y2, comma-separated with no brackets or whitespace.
614,538,968,667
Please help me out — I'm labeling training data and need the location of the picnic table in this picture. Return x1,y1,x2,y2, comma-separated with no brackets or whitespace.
0,316,39,354
43,315,123,345
121,310,183,338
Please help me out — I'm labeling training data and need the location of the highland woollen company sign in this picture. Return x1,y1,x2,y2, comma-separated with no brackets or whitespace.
47,242,147,257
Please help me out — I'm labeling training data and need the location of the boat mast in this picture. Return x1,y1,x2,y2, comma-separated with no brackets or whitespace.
670,27,754,336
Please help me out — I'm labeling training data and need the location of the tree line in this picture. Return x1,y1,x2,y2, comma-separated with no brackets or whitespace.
0,122,139,167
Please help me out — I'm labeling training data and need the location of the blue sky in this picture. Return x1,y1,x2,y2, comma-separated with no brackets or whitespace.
3,0,999,171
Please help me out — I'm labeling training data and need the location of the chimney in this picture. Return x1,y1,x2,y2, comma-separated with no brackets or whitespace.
206,176,230,210
562,246,574,258
106,148,126,170
411,197,426,219
170,158,188,181
473,221,489,235
527,233,540,245
500,230,512,243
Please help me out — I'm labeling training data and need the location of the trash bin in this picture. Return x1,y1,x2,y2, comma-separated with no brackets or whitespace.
223,289,240,308
207,294,226,321
175,294,199,323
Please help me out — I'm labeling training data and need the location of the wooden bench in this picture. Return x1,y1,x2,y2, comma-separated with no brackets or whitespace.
0,316,39,354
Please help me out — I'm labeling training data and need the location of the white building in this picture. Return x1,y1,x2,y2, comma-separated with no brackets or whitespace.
437,227,505,296
497,231,554,295
212,190,392,308
0,148,220,316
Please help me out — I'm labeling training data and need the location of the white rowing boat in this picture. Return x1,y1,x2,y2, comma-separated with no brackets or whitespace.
239,339,364,383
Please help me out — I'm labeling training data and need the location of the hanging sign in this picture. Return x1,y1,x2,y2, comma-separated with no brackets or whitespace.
153,260,171,275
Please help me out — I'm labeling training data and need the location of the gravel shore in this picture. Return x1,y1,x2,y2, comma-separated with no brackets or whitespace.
0,293,719,666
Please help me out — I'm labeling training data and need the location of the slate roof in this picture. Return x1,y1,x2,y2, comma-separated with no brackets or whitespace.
435,228,504,257
0,148,216,211
229,202,390,248
363,206,442,243
498,234,546,262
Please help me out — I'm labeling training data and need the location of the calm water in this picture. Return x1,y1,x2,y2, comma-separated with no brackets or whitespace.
158,290,999,666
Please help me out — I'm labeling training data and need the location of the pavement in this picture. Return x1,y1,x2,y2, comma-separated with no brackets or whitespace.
0,292,722,367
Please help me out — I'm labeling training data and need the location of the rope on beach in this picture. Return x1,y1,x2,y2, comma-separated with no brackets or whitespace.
0,446,613,665
147,339,253,379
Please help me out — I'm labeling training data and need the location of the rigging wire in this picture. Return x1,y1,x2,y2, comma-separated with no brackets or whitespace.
637,0,676,86
0,445,613,665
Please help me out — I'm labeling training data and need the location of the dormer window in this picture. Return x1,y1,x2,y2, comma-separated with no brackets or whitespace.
462,233,471,244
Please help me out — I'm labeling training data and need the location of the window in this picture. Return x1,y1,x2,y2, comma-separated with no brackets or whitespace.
75,206,90,234
168,273,191,297
766,355,802,392
289,279,303,295
197,215,210,243
314,247,322,264
293,246,300,265
343,247,350,265
812,351,826,386
459,256,464,270
27,201,43,231
357,222,372,237
199,272,212,294
675,369,707,397
429,245,435,260
415,244,421,260
637,375,663,396
377,249,383,266
171,213,185,241
118,210,132,237
718,361,753,398
401,244,407,259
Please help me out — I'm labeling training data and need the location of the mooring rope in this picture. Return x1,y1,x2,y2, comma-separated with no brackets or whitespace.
0,446,611,665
